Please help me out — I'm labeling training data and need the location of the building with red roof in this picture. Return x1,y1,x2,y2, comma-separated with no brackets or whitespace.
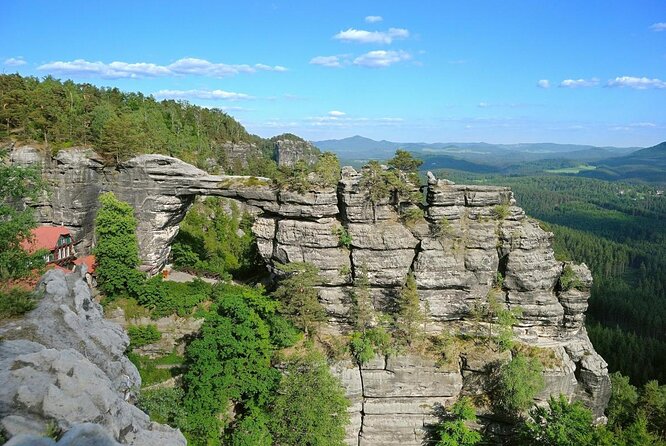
21,226,76,266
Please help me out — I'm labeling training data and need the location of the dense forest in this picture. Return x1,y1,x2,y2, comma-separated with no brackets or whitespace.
0,73,274,170
439,171,666,385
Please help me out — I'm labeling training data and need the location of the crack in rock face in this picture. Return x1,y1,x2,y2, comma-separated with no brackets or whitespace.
12,148,611,446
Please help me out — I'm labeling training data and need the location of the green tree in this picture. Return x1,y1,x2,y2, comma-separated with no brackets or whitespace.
359,160,390,222
394,272,426,347
608,372,639,428
313,151,341,188
272,262,325,337
388,149,423,178
183,285,285,445
0,150,46,281
269,351,350,446
434,397,482,446
493,353,544,415
93,192,143,297
519,395,595,446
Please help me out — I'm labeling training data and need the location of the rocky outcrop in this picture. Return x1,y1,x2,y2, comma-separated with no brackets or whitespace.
272,134,321,167
0,268,186,445
11,147,610,445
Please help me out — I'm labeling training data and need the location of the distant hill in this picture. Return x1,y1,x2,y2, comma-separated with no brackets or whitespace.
580,142,666,184
313,136,640,169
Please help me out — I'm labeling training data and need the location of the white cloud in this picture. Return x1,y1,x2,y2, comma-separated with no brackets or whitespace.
309,55,344,68
630,122,657,127
537,79,550,89
328,110,346,117
650,22,666,31
334,27,409,44
365,15,383,23
478,102,489,108
37,57,287,79
607,76,666,89
153,89,253,101
559,78,599,88
4,57,26,66
353,50,411,68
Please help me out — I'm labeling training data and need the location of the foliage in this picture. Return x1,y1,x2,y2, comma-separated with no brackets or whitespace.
0,150,46,281
349,327,392,366
559,264,583,291
93,192,143,298
518,395,594,446
349,264,374,331
0,287,38,318
127,324,162,349
134,276,211,318
493,353,544,415
228,406,272,446
272,262,325,337
127,351,184,386
388,149,423,174
492,204,510,220
182,283,297,445
335,225,353,249
171,198,259,280
0,74,266,170
401,206,425,225
394,272,426,347
608,372,639,427
433,397,482,446
137,387,187,427
313,151,342,188
269,351,350,446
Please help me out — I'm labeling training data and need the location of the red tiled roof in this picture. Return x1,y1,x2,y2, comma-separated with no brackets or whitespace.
20,226,72,253
73,255,96,274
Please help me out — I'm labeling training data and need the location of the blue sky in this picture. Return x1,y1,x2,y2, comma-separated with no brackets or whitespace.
2,0,665,146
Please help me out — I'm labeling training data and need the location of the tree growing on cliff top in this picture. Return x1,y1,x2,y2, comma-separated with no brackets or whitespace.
93,192,143,297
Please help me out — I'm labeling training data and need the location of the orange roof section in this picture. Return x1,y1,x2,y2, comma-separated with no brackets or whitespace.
20,226,72,253
73,255,96,273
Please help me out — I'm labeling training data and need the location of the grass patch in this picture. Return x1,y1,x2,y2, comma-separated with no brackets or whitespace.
127,351,185,387
105,296,151,320
513,343,562,369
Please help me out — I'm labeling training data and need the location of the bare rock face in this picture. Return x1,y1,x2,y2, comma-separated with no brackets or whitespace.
0,269,186,446
272,135,320,167
12,148,610,445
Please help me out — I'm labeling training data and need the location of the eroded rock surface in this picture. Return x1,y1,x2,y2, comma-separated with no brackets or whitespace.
11,148,610,445
0,269,185,446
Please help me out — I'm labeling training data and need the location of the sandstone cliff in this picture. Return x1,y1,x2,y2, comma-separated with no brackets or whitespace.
10,147,611,445
0,268,186,445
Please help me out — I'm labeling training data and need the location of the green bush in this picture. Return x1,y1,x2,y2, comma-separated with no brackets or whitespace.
137,387,187,427
434,397,482,446
0,288,38,319
127,324,162,348
401,206,425,225
335,226,353,248
493,353,544,415
349,327,393,366
559,264,584,291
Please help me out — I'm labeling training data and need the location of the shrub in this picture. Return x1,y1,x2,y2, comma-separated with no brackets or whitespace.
492,204,510,220
335,226,353,248
433,397,482,446
349,327,392,366
0,288,38,319
493,353,544,415
559,264,584,291
138,387,187,427
401,206,425,225
128,324,162,348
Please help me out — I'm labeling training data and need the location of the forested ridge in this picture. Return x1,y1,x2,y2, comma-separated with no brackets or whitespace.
0,73,273,169
440,171,666,385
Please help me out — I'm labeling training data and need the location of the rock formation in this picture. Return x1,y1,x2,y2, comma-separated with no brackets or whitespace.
0,268,186,445
11,147,611,445
271,134,321,167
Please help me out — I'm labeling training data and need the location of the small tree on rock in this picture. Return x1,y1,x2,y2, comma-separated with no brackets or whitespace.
394,272,426,347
